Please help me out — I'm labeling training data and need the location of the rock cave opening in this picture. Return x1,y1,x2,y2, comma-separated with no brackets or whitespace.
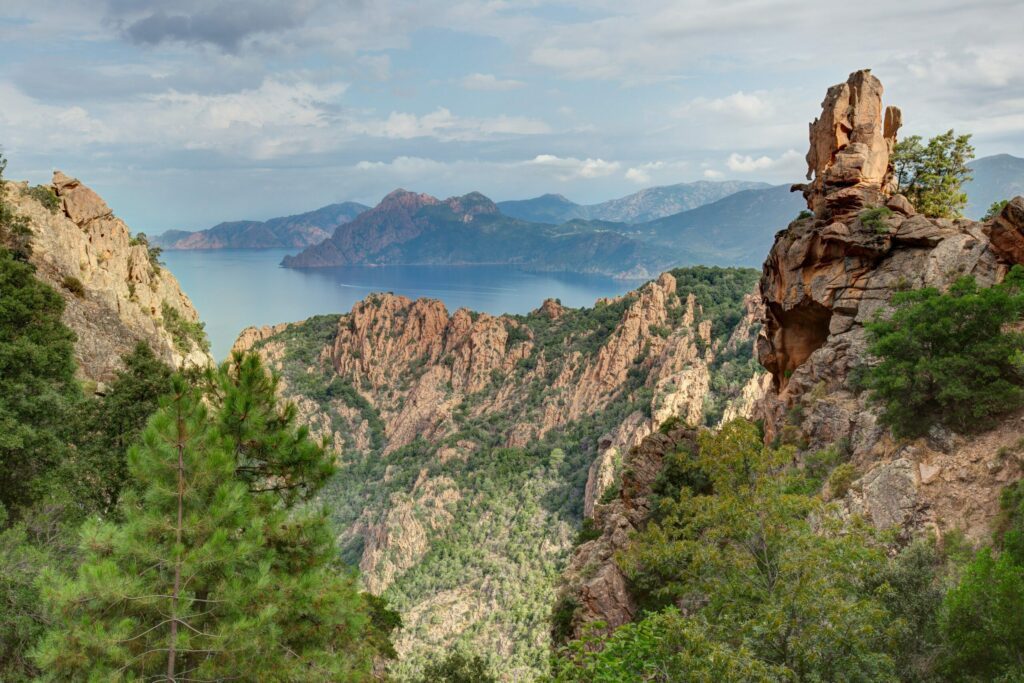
767,299,833,390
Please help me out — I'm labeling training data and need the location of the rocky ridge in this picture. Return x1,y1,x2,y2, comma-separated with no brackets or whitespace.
5,172,210,382
234,268,764,677
756,69,1024,541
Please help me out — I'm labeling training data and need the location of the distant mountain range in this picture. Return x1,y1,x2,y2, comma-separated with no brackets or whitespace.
157,154,1023,267
282,184,805,277
497,180,770,224
280,190,664,277
965,154,1024,219
154,202,369,250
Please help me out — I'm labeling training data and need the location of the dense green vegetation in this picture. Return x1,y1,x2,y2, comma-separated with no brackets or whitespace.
0,155,33,260
864,267,1024,437
161,301,211,354
0,217,395,679
552,418,1024,682
254,267,762,679
36,358,394,680
893,130,975,218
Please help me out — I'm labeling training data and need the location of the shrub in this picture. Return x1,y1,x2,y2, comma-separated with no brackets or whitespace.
984,199,1010,221
860,206,894,234
61,275,85,298
0,155,33,260
828,462,857,498
865,267,1024,437
22,185,60,213
797,209,814,220
160,301,210,354
574,517,602,545
129,232,163,270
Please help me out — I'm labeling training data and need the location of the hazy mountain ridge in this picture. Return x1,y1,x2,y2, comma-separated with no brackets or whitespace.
965,153,1024,219
497,180,771,224
155,201,369,250
281,189,672,278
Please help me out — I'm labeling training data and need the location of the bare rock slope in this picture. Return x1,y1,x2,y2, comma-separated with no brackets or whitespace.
6,172,211,381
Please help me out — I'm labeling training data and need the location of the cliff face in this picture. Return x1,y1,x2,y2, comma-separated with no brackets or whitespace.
756,70,1024,541
234,268,764,678
6,172,211,382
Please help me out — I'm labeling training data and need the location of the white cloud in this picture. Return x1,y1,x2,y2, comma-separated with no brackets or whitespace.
703,169,724,179
460,73,526,91
355,156,447,174
726,149,801,173
624,161,669,184
355,108,550,141
686,91,774,121
625,167,651,183
528,154,621,180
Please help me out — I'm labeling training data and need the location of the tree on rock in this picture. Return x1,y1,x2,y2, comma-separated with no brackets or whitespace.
34,358,396,681
892,129,974,218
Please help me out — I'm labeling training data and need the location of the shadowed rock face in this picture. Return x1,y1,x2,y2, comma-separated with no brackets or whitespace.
796,69,902,221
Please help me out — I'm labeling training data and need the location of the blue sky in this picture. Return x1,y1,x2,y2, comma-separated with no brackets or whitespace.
1,0,1022,232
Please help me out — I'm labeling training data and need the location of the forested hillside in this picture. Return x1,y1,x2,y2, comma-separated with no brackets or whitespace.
238,266,764,679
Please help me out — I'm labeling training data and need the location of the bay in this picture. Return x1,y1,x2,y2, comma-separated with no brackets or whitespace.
161,249,639,360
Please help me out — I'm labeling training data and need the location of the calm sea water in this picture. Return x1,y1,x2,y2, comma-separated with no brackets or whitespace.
161,249,638,360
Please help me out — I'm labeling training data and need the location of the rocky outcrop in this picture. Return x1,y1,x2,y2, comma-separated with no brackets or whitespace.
757,71,1024,542
795,69,901,220
559,425,699,640
6,173,211,382
320,274,722,467
239,269,763,670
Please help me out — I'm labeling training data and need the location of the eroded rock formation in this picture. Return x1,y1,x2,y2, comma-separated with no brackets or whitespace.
5,172,211,382
559,425,698,640
796,69,902,220
757,71,1024,542
239,271,765,670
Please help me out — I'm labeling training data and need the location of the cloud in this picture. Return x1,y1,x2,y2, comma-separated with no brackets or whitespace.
460,73,526,91
120,1,321,51
703,169,724,179
528,154,621,180
625,167,651,183
726,149,802,173
354,108,550,141
685,91,774,121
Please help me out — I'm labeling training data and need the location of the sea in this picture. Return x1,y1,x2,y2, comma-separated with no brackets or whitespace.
161,249,639,360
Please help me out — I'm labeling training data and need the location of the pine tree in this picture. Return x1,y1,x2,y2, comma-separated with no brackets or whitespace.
35,359,394,681
0,249,79,516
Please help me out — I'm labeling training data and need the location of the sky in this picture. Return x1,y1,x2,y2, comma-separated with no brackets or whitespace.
1,0,1022,233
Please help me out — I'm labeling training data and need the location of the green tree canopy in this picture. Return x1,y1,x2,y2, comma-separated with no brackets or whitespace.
0,249,79,515
605,420,901,681
0,154,34,260
34,359,397,681
892,130,974,218
865,267,1024,438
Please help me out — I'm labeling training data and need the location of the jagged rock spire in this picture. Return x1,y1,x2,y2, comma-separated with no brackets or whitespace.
795,69,902,219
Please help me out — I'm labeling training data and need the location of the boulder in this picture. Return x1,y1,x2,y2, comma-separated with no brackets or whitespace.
52,171,113,226
988,196,1024,264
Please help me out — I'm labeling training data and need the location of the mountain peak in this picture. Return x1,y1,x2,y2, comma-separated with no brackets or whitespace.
443,191,499,219
378,188,440,211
